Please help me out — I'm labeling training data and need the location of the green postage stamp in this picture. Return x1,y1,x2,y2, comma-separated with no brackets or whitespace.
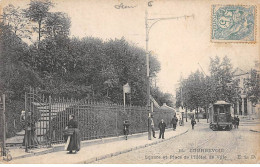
211,5,257,43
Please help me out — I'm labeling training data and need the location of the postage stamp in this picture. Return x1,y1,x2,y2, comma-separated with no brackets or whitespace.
211,5,256,43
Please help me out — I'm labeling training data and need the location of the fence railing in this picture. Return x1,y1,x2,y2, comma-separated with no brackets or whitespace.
24,88,175,149
47,99,174,145
0,94,6,156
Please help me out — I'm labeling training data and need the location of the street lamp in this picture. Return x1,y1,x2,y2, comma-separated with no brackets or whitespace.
123,83,131,113
145,10,194,140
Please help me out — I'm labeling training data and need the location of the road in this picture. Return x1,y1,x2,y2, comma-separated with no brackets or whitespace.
94,121,260,164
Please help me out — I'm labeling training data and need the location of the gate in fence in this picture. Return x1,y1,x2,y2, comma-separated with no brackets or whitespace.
23,87,81,151
24,88,175,151
0,94,6,157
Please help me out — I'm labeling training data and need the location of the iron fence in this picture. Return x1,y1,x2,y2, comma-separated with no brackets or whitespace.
49,99,174,144
0,94,6,156
23,88,175,150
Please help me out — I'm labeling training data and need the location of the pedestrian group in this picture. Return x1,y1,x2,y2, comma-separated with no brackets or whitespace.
233,116,240,128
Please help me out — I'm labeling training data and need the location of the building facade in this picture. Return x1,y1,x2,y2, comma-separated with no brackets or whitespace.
233,65,260,119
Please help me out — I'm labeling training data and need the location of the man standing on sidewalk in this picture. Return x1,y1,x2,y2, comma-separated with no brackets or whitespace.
123,120,130,140
158,119,166,139
171,115,177,131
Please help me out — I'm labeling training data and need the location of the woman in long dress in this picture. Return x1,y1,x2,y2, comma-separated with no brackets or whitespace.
22,112,39,148
64,114,80,154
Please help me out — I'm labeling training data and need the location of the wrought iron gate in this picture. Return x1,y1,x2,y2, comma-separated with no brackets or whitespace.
24,87,80,151
24,88,50,151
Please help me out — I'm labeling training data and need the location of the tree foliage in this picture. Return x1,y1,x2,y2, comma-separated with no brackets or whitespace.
244,68,260,105
24,0,54,41
0,1,175,139
2,4,31,39
0,1,166,106
0,23,42,99
176,56,239,112
44,12,71,38
151,87,174,107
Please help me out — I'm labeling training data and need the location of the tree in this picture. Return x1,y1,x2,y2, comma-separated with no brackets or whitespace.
209,56,239,103
151,87,174,107
1,2,164,106
25,0,53,42
0,22,42,99
176,56,239,121
2,4,31,39
244,69,260,105
175,71,205,121
175,87,182,109
44,12,71,39
1,1,169,139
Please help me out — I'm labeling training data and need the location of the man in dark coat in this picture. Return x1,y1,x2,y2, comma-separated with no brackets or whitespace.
123,120,130,140
171,116,177,131
191,117,196,130
233,116,237,128
158,119,166,139
236,116,240,129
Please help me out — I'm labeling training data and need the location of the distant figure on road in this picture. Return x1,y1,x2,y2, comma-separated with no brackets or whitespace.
191,117,196,130
123,119,130,140
232,116,236,128
236,116,240,129
64,114,80,154
179,117,183,126
150,115,156,138
171,116,177,131
158,119,166,139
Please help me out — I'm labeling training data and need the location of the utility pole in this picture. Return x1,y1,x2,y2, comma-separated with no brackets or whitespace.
145,8,193,140
198,62,210,123
145,10,152,140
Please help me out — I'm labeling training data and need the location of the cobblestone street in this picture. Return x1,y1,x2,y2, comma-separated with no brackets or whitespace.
94,121,260,164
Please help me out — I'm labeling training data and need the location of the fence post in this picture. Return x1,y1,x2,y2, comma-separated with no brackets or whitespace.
2,94,6,156
48,95,52,148
0,96,2,156
24,92,28,152
116,108,118,136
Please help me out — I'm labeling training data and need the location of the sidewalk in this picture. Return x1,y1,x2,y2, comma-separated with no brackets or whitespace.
3,126,189,164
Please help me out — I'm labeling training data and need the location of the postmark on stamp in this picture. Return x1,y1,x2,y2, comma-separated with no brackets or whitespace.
211,5,256,43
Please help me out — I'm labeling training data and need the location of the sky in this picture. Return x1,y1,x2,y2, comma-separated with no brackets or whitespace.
1,0,259,95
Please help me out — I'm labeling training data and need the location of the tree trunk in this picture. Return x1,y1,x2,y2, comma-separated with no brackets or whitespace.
196,107,199,122
206,106,208,123
38,21,41,42
185,107,187,122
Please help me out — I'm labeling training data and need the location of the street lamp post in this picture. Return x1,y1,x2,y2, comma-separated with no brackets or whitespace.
145,10,193,140
123,83,131,114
